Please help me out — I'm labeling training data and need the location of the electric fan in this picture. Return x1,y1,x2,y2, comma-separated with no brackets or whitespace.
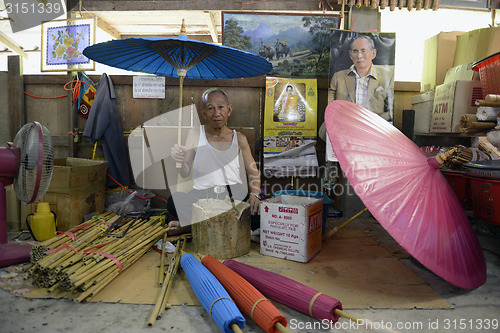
0,121,54,267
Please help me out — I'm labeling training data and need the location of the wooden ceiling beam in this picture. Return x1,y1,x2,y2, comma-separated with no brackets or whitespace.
0,31,28,58
67,0,337,12
77,12,121,39
205,11,219,43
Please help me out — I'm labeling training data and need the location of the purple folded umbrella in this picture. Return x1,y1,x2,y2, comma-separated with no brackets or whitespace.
224,260,343,323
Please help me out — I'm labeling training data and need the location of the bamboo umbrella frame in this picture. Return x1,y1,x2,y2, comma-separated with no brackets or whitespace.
322,148,467,240
148,235,188,327
26,212,168,302
157,238,188,319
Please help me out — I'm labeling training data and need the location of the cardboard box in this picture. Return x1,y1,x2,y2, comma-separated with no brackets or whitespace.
6,184,20,231
431,80,483,133
21,158,108,231
453,27,500,67
412,91,434,134
421,31,464,93
443,63,479,84
48,157,107,192
260,195,322,263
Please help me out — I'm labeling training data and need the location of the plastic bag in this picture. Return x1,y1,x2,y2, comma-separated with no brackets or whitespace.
106,189,154,215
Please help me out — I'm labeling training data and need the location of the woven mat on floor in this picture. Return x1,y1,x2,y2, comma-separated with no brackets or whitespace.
22,227,450,309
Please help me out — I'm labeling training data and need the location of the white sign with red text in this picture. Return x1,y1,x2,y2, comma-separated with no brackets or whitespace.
431,80,482,133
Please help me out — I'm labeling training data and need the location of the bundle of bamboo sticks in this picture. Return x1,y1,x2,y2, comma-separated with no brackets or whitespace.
460,114,497,132
441,144,499,170
26,211,167,303
445,146,473,167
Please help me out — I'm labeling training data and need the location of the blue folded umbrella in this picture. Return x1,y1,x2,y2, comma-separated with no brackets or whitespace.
181,253,245,333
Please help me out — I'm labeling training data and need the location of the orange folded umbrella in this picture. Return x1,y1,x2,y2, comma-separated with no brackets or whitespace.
202,255,288,333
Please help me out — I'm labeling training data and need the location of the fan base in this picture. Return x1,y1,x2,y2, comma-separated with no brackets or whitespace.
0,242,32,267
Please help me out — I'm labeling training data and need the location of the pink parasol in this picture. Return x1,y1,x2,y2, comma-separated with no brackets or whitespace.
324,100,486,289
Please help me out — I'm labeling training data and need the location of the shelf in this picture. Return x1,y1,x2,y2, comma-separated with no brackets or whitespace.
415,132,488,137
413,132,485,146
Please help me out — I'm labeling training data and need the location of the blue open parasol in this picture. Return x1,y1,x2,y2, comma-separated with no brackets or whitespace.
82,20,272,80
83,20,272,156
181,253,245,333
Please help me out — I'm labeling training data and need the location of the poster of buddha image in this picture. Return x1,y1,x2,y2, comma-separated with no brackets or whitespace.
263,77,317,154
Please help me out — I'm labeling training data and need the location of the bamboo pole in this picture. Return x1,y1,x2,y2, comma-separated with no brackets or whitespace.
148,236,187,326
323,208,369,240
72,227,167,288
231,323,243,333
86,223,137,261
148,265,173,326
158,232,168,286
75,269,119,302
157,236,186,317
28,213,167,301
81,242,156,302
275,322,289,333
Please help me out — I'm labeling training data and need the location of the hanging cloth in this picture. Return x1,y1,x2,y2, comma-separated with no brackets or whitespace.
83,73,131,188
76,72,96,119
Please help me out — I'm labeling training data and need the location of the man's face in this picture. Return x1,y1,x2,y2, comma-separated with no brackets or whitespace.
349,38,377,72
202,92,232,129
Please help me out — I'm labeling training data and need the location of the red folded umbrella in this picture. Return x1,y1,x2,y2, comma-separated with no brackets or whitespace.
202,255,288,333
324,100,486,289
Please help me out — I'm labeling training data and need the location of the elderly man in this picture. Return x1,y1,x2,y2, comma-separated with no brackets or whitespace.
168,88,261,235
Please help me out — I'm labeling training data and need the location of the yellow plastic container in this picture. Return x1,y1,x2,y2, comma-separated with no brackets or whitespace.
27,202,56,241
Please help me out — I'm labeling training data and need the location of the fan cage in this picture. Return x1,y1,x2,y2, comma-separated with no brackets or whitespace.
13,122,54,204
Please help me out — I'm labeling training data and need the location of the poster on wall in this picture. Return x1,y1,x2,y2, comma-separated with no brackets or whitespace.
41,17,96,72
325,30,396,161
222,12,341,77
263,77,318,177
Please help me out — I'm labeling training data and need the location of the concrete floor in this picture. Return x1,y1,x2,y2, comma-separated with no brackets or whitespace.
1,215,499,333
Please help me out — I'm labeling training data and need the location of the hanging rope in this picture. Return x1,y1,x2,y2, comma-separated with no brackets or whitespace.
24,76,169,207
23,80,93,100
106,170,169,206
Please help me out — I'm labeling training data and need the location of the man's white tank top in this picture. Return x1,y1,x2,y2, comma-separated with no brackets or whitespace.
192,125,243,190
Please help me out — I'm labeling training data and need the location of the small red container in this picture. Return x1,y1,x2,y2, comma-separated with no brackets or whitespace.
471,51,500,98
466,175,500,225
441,170,472,210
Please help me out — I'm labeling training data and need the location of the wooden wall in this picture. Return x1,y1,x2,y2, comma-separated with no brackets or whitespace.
17,73,419,206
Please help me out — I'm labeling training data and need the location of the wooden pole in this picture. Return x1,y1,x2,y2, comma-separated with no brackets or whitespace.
323,208,368,240
158,233,168,286
148,236,187,326
176,70,186,168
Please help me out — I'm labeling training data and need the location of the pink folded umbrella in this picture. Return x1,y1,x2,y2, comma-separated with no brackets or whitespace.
324,100,486,289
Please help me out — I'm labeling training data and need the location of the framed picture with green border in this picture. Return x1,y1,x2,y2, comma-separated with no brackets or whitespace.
222,12,341,77
41,17,96,72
